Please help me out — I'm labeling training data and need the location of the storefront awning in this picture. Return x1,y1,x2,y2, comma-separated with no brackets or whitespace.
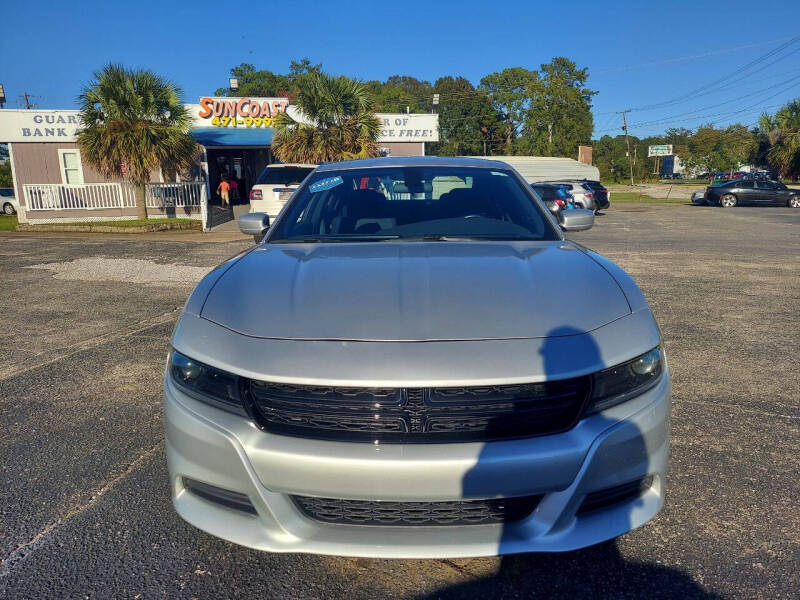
190,127,274,147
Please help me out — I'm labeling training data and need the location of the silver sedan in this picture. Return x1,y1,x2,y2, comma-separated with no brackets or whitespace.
164,156,670,558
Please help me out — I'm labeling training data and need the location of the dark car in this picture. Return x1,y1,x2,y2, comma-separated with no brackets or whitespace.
580,180,610,210
706,179,800,208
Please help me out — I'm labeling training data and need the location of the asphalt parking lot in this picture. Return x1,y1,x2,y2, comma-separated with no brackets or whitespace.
1,203,798,599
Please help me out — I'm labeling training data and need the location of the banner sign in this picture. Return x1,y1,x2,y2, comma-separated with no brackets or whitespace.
376,113,439,142
648,144,673,157
0,109,82,142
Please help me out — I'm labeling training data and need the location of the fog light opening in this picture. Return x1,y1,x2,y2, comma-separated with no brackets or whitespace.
182,477,257,515
577,475,655,515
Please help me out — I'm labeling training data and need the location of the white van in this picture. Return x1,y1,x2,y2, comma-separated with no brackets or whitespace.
249,163,316,220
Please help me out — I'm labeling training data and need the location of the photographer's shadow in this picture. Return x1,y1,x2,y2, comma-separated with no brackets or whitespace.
415,327,718,599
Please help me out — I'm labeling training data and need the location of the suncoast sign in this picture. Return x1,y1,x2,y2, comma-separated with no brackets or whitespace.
190,97,290,129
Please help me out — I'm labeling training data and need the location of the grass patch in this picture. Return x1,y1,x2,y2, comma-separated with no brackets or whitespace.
16,217,202,234
46,218,197,228
0,215,18,231
610,192,685,204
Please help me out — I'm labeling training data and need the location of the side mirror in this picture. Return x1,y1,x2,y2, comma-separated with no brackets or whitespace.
239,212,270,242
560,208,594,231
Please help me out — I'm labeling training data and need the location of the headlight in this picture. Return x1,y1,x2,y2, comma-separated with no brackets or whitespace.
169,350,247,416
584,347,664,415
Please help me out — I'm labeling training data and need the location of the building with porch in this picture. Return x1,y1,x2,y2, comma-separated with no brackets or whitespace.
0,99,439,230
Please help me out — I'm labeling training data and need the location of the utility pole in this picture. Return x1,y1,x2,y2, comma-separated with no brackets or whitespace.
22,92,33,109
617,109,634,186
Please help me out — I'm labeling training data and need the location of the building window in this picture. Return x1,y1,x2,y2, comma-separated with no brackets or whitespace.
58,149,84,185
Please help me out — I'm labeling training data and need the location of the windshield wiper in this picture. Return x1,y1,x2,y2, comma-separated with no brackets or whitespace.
270,235,401,244
382,235,536,242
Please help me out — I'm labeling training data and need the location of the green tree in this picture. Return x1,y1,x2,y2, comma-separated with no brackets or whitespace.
684,125,725,173
663,127,692,146
521,57,596,157
214,63,291,98
76,64,198,219
430,76,499,156
271,72,380,163
367,80,417,113
385,75,434,112
683,123,755,174
760,99,800,178
480,67,537,154
367,75,433,113
0,159,12,188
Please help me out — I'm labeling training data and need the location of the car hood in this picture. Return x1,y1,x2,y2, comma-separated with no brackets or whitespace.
200,241,631,341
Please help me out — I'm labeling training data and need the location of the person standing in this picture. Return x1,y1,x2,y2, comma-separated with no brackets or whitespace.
230,178,239,203
216,176,231,207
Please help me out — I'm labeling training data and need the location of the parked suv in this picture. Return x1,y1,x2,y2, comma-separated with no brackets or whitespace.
249,163,316,219
706,179,800,208
166,157,670,558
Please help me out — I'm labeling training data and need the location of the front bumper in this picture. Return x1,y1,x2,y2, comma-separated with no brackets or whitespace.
164,370,670,558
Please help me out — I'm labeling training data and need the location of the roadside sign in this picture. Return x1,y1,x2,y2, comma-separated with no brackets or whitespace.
648,144,673,157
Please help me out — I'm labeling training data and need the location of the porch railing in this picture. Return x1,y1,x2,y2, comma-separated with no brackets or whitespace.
24,183,137,211
145,182,206,209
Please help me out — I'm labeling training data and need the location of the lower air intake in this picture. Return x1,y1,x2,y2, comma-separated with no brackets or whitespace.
292,494,542,526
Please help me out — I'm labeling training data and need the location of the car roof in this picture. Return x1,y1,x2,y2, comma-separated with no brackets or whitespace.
315,156,513,172
267,163,317,168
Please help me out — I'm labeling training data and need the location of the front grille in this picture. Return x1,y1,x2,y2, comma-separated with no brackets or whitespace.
292,495,542,526
243,378,590,443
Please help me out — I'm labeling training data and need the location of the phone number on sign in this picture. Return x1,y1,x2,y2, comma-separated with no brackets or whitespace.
210,116,274,128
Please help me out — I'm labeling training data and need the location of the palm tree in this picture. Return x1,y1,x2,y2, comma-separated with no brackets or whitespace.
272,72,380,164
76,64,197,219
759,99,800,179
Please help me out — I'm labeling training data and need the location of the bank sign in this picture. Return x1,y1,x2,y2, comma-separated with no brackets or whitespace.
189,97,290,129
0,109,82,142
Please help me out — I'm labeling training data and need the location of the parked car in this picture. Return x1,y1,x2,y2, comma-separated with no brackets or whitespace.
542,180,598,211
0,188,18,215
249,163,316,219
530,183,570,216
580,179,611,210
706,178,800,208
691,190,707,205
165,156,670,558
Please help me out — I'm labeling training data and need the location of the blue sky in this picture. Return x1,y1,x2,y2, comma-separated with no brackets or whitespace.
2,0,798,138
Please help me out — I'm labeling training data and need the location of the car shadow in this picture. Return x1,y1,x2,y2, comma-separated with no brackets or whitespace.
412,327,719,599
412,543,723,599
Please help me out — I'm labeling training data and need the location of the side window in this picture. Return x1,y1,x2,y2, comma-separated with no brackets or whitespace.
58,149,84,185
757,181,775,190
739,181,754,189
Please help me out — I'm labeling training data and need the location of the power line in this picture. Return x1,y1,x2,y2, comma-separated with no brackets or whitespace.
591,36,799,75
596,74,800,133
631,35,800,112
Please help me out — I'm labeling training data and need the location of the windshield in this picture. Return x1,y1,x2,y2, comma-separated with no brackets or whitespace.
257,167,314,186
267,166,559,243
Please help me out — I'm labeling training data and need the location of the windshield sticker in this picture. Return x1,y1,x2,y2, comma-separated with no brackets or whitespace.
310,176,344,193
